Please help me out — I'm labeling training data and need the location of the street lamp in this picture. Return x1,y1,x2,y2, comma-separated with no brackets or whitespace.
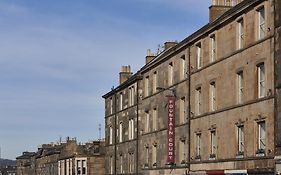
156,87,176,97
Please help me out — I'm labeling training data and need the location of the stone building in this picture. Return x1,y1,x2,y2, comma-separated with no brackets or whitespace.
16,138,105,175
0,166,17,175
103,65,142,174
16,152,36,175
103,0,281,174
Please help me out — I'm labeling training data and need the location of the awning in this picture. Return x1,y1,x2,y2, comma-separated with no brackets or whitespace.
206,170,224,175
189,171,207,175
225,170,247,175
247,168,274,175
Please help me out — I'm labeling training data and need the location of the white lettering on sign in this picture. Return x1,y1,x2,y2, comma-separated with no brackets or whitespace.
166,96,175,164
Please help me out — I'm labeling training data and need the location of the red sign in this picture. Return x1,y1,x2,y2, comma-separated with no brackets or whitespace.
166,95,175,164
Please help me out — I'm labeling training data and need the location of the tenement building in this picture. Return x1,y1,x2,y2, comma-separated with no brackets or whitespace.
103,0,281,174
16,138,105,175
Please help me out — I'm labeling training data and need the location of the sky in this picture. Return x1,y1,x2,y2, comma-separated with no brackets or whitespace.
0,0,210,160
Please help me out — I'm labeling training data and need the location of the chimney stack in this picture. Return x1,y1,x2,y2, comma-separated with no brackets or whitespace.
209,0,243,23
146,49,157,64
164,41,178,50
119,65,133,85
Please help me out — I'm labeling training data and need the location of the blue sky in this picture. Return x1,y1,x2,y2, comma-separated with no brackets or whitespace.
0,0,210,160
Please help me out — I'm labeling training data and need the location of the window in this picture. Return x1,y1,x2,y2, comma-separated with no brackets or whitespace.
77,160,81,175
129,86,135,106
82,160,86,175
145,111,150,133
237,125,244,153
168,62,174,86
110,97,113,115
197,43,203,69
179,140,186,164
196,87,202,115
258,63,265,98
110,156,113,174
238,19,244,49
119,93,123,111
109,126,113,145
196,133,201,158
210,82,216,111
76,159,87,175
179,97,186,124
66,160,69,175
210,35,216,62
152,108,157,131
210,130,217,157
237,71,244,104
145,146,149,167
258,7,265,39
119,122,123,142
129,119,134,140
145,76,149,97
152,145,157,167
153,71,158,94
258,121,266,151
128,153,134,173
120,154,123,173
180,55,186,80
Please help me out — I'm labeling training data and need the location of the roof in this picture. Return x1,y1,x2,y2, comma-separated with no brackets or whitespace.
16,152,36,160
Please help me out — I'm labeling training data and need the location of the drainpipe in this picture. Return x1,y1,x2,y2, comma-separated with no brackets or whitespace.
136,77,140,175
114,92,117,175
187,46,191,175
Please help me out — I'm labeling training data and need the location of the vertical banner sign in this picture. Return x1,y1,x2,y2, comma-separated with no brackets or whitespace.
166,95,175,164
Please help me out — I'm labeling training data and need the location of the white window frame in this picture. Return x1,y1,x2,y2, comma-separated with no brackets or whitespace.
110,97,113,115
168,62,173,86
109,126,113,145
129,86,135,106
145,111,150,133
179,140,186,163
258,7,265,40
210,35,216,62
128,153,134,173
237,71,244,104
196,87,202,115
119,93,123,111
179,97,186,124
129,119,134,140
258,63,265,98
110,156,113,174
238,18,244,49
180,55,186,80
210,82,216,111
258,121,266,150
145,76,149,97
197,43,202,69
238,125,245,153
66,159,69,175
145,146,149,165
152,108,157,131
196,133,201,157
211,130,217,155
152,145,157,167
120,154,123,173
75,158,87,175
152,71,158,94
119,122,123,142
